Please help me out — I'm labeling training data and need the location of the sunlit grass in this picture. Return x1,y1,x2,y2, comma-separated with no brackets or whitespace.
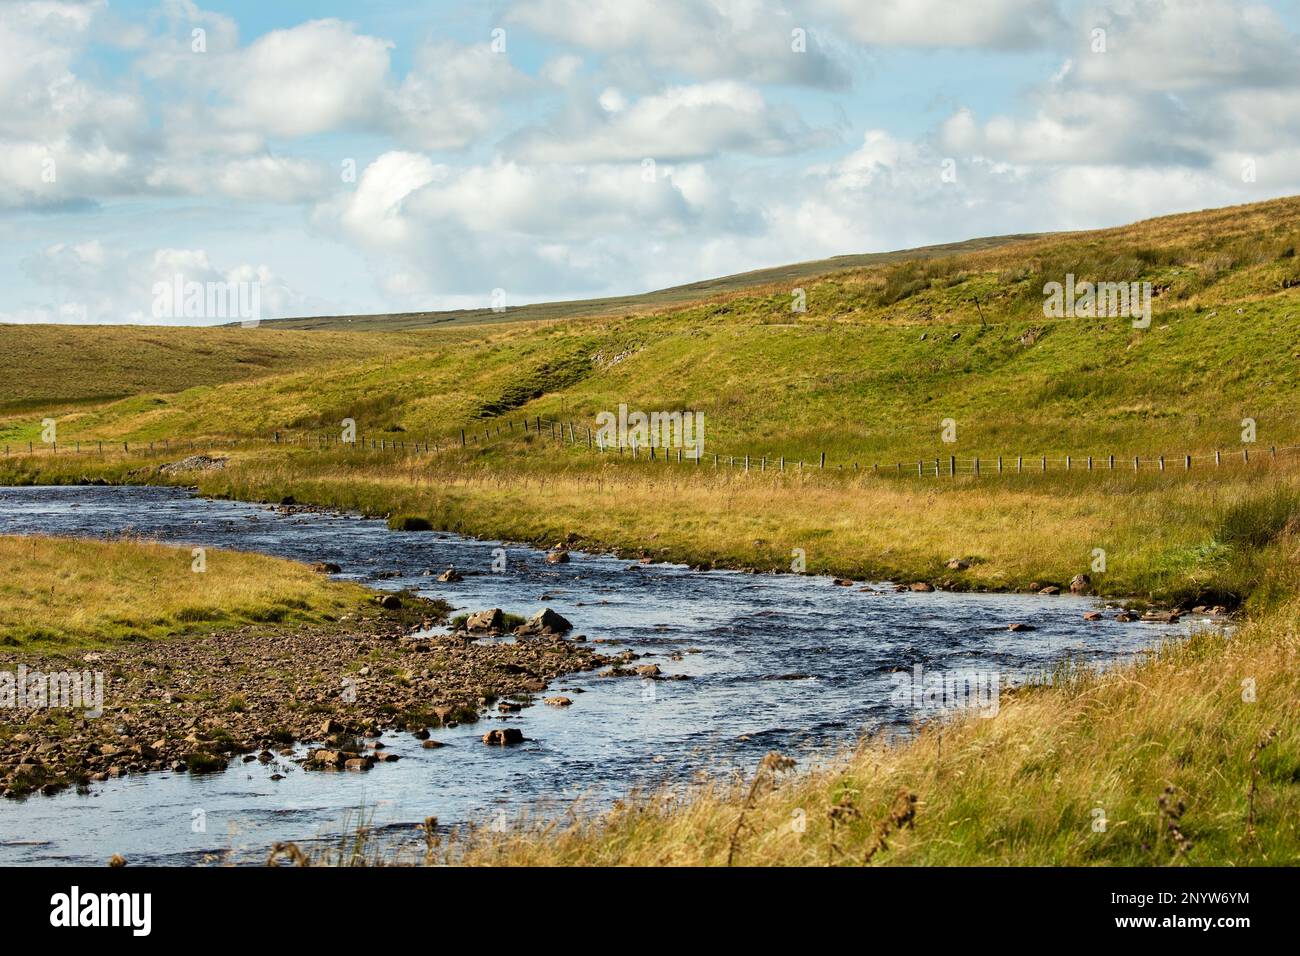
0,534,371,651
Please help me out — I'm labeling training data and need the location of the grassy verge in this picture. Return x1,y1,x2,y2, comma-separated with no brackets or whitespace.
0,534,375,651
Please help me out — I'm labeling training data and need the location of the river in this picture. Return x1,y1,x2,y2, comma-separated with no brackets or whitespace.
0,485,1198,864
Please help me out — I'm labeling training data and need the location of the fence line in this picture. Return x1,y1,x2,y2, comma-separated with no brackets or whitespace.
6,418,1296,482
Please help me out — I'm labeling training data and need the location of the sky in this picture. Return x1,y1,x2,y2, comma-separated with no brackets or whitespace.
2,0,1299,324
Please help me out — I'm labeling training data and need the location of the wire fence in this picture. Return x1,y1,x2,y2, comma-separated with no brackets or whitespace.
6,417,1298,480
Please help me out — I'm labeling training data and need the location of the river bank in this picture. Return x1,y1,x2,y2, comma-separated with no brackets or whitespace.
5,445,1294,610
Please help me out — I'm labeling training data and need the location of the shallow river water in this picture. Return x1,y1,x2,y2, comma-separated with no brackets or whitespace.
0,484,1197,865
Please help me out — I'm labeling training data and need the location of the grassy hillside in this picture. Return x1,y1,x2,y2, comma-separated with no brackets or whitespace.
10,196,1297,462
257,233,1043,331
0,324,419,420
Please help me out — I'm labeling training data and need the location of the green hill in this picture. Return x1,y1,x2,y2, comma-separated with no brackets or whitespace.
12,195,1298,464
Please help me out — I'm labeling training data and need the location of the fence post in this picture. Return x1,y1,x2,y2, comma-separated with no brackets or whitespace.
1065,455,1071,471
997,455,1003,474
1243,448,1249,464
917,460,923,477
819,452,825,469
744,454,750,473
974,456,980,476
1159,455,1165,471
1185,454,1191,471
1017,455,1022,473
1041,456,1046,472
1108,455,1114,470
1087,456,1092,470
1134,456,1139,471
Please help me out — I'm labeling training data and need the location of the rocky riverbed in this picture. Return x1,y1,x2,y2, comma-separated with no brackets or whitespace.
0,595,614,799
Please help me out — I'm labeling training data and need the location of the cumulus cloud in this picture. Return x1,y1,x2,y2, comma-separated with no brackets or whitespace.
505,0,850,88
11,240,309,325
507,81,826,162
5,0,1300,323
213,19,393,137
813,0,1065,49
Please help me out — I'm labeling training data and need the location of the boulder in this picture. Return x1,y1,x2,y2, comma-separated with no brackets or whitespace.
1038,586,1061,595
946,558,969,571
1007,623,1035,632
1083,611,1103,621
1069,573,1091,594
312,562,342,574
832,578,853,587
635,664,661,678
908,582,935,592
377,594,402,610
306,749,347,769
544,696,573,707
545,549,570,564
437,566,463,583
466,608,505,632
521,607,572,635
1142,610,1181,623
482,728,525,746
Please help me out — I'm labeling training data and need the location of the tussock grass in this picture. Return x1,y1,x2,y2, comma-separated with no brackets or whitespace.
166,449,1300,607
0,535,371,651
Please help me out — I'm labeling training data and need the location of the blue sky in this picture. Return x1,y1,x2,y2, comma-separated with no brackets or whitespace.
3,0,1299,324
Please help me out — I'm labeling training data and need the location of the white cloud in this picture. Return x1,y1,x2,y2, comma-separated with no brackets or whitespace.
505,0,850,88
213,19,393,137
387,41,533,150
14,241,309,325
508,81,824,162
1074,0,1299,92
814,0,1065,49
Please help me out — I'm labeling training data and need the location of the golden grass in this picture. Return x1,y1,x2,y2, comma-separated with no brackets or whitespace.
178,446,1300,605
0,534,370,651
